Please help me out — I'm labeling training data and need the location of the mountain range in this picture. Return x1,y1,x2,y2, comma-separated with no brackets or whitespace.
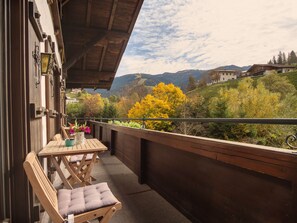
86,65,250,97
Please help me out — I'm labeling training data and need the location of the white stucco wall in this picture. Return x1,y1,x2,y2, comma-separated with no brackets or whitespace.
219,72,237,82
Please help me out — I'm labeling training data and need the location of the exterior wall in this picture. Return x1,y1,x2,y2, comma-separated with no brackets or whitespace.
219,71,237,82
66,98,79,104
1,0,64,221
35,1,62,67
91,121,297,223
282,68,294,73
36,1,63,146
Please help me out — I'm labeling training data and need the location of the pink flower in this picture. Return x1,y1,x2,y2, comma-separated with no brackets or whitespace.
85,126,91,134
69,128,75,134
68,121,90,134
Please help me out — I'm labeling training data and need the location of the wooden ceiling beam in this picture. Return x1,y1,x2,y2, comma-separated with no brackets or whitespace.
128,0,144,34
112,0,144,72
67,69,115,81
63,31,108,72
99,44,108,71
108,0,119,30
82,54,87,70
66,82,112,89
86,0,92,27
63,25,129,42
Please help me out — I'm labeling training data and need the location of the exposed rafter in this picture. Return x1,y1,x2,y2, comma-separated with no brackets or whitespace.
86,0,92,27
62,0,144,89
66,82,112,90
63,25,129,43
99,45,108,71
108,0,119,30
63,31,108,72
113,0,144,72
67,70,115,81
82,54,87,70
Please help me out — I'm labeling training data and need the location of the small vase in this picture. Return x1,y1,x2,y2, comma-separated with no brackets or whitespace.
75,132,85,144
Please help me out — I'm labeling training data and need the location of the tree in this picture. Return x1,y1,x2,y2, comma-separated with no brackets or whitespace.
187,75,196,92
128,83,186,131
82,93,104,117
198,74,208,87
267,60,273,65
277,51,283,64
272,56,277,64
128,94,172,130
116,93,140,118
208,78,281,143
258,71,296,99
109,95,119,103
175,94,206,135
287,52,291,65
102,100,118,118
282,52,287,64
152,82,186,115
66,103,85,118
209,70,220,83
289,50,297,64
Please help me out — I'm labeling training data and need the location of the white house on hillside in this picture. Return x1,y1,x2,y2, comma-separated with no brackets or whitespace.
210,70,239,84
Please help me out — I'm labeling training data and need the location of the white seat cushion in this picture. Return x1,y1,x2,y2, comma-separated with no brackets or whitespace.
58,182,119,217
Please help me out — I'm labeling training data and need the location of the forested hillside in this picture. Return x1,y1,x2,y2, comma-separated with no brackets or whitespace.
87,65,249,97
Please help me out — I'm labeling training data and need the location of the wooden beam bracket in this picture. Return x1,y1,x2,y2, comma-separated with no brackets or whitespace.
30,103,48,119
49,109,59,118
60,113,68,119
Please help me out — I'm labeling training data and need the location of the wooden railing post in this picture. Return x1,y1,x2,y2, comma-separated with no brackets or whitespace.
110,130,115,155
138,138,146,184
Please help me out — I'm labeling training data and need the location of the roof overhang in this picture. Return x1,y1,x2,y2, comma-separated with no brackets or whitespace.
61,0,144,89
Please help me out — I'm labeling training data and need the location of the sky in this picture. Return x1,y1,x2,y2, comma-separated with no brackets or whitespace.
116,0,297,76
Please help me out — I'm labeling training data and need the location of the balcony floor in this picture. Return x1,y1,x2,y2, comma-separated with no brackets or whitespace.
90,152,190,223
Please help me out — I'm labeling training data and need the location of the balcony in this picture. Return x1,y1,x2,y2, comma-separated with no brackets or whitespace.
79,120,297,223
88,153,190,222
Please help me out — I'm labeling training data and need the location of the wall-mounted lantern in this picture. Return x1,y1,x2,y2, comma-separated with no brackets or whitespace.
41,53,53,75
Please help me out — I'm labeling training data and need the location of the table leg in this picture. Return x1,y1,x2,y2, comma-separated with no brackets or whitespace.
83,152,98,183
62,156,83,186
51,156,73,189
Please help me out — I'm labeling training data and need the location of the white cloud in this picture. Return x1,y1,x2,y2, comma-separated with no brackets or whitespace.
117,0,297,76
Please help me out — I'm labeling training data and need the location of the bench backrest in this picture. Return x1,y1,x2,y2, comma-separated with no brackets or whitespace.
23,152,64,223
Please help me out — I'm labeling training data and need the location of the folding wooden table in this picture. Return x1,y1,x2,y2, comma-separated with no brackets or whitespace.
38,138,107,189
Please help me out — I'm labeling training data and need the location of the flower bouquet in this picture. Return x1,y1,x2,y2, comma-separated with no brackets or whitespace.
69,120,91,144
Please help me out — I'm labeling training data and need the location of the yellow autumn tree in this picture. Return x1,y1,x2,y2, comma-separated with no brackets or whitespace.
152,82,186,115
128,83,186,131
82,93,104,117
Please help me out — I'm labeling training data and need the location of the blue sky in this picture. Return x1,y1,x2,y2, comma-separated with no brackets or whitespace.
117,0,297,76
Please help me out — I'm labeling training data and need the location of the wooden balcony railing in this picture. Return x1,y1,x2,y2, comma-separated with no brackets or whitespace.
89,120,297,223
